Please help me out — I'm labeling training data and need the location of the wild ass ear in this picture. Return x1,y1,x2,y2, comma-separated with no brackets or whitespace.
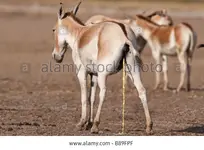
58,2,64,19
162,9,167,15
71,0,82,15
141,9,153,15
141,10,147,15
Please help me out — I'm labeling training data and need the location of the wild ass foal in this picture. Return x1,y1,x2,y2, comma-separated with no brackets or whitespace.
131,15,197,92
52,2,153,134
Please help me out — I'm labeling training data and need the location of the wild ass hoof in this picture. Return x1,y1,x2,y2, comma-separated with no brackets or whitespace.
172,90,176,94
186,82,191,91
174,88,182,93
163,86,170,91
146,128,153,135
75,122,85,131
186,89,191,92
91,124,99,134
146,122,153,135
153,87,158,91
85,122,93,130
186,86,191,92
153,84,160,91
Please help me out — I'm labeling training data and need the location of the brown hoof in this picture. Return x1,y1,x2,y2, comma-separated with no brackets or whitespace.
153,83,161,91
186,83,191,92
85,122,93,130
173,89,179,94
91,125,99,134
75,121,86,131
75,123,83,131
146,128,153,135
163,86,170,91
153,87,158,91
146,122,153,135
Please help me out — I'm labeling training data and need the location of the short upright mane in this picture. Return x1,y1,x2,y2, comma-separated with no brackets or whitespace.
136,15,160,26
146,12,158,18
62,12,85,26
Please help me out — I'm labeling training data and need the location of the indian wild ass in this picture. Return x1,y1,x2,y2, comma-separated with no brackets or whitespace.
52,2,153,134
85,9,173,54
85,9,174,89
130,15,197,92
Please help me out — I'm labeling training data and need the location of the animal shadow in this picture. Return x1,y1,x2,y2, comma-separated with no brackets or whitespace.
173,125,204,134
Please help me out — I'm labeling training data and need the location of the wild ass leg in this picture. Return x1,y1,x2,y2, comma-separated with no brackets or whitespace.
176,53,186,92
162,55,169,91
152,52,161,90
186,50,193,92
86,75,98,130
91,74,107,133
186,55,192,92
126,74,133,88
126,55,153,134
76,70,88,130
186,54,192,92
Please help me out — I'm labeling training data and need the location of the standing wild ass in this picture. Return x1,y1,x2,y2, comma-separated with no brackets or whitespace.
52,2,153,134
85,9,173,54
130,15,197,92
85,9,174,89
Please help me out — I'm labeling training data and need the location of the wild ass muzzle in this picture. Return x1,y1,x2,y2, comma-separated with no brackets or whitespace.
131,15,197,92
52,2,153,134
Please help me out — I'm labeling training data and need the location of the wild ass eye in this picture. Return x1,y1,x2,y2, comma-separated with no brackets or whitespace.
52,28,56,32
58,26,67,35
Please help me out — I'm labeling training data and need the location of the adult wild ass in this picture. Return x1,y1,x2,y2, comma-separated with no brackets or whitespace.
86,9,173,26
130,15,197,92
52,2,153,134
85,9,173,54
85,9,173,88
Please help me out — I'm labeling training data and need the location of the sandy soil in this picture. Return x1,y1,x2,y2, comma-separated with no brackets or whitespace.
0,3,204,135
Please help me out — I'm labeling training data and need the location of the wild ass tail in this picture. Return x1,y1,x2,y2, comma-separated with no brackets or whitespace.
124,40,143,67
121,41,143,84
197,44,204,49
188,29,197,58
186,30,196,91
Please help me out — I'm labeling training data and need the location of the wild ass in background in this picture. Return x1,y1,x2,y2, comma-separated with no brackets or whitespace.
85,9,173,54
52,2,153,134
130,15,197,92
85,9,173,27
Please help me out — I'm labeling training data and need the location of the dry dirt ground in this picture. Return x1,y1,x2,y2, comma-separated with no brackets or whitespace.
0,6,204,135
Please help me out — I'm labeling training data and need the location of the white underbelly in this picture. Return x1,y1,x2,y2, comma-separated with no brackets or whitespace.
160,45,177,56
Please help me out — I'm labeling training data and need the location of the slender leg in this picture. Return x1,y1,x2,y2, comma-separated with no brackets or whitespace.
90,76,98,122
91,74,107,133
186,56,192,92
87,74,92,122
86,75,98,130
176,54,186,92
76,70,88,130
86,74,91,89
126,74,132,88
152,52,161,90
127,55,153,134
162,55,169,91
